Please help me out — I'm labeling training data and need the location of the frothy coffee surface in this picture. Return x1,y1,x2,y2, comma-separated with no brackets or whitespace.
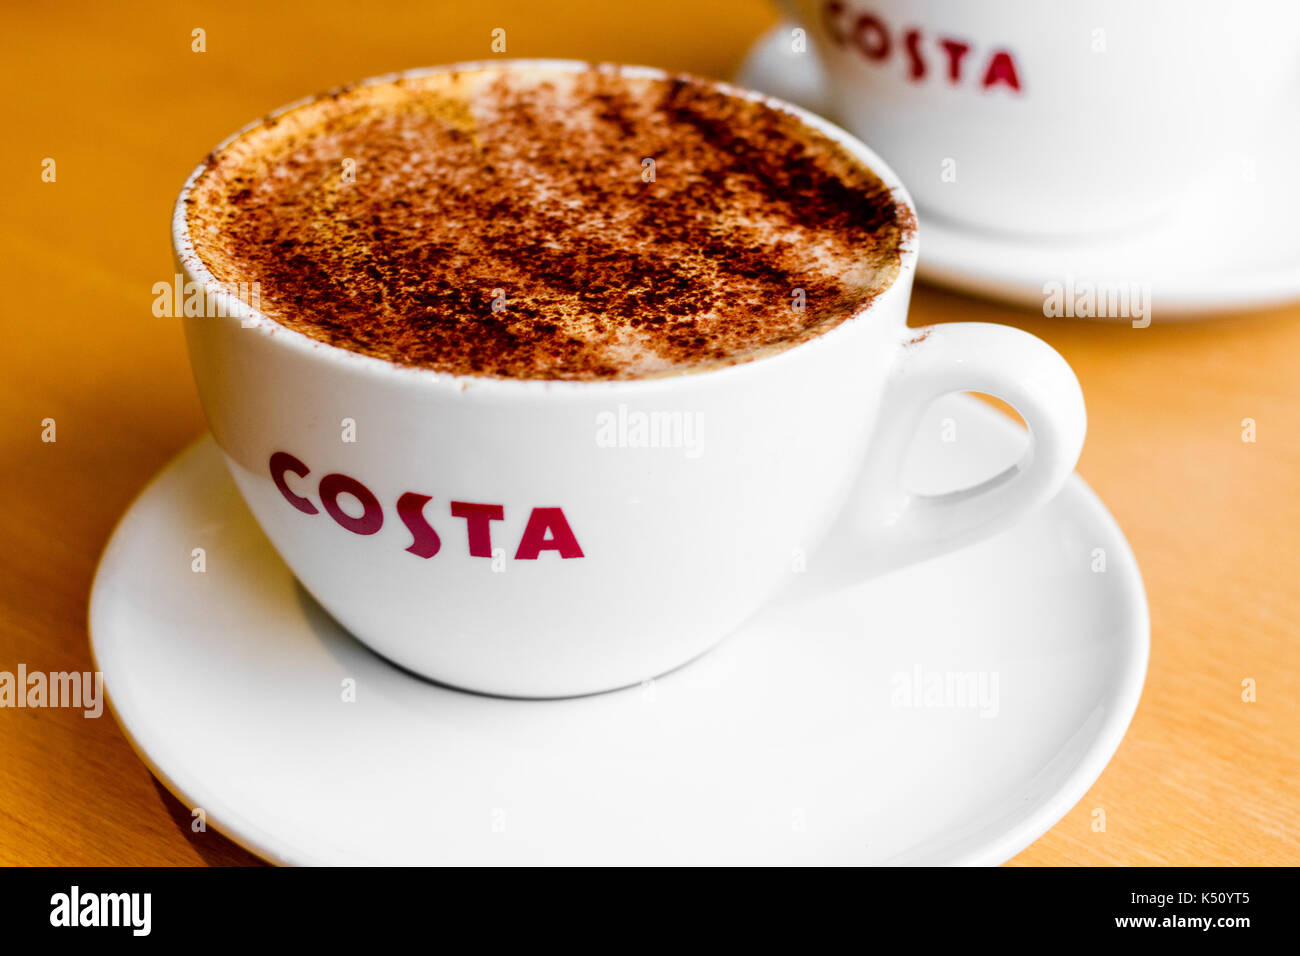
185,65,911,381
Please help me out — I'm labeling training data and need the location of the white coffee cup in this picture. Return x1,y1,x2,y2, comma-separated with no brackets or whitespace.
784,0,1300,237
173,61,1086,698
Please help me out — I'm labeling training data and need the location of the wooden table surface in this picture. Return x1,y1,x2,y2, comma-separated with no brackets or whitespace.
2,0,1296,866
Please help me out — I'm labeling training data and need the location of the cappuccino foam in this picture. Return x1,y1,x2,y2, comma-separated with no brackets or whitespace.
184,65,911,381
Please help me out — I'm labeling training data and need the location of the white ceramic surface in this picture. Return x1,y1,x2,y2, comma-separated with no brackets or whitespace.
773,1,1300,238
737,22,1300,314
89,396,1148,866
174,59,1084,698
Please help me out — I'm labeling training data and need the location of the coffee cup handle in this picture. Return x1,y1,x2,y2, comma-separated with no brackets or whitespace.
838,322,1086,578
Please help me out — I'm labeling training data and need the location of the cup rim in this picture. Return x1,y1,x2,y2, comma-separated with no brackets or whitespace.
172,58,919,395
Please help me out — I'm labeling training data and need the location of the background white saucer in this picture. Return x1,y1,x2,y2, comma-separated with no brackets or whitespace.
736,24,1300,316
90,396,1147,865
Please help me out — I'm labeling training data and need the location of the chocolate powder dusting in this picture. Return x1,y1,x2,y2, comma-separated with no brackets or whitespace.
186,66,912,381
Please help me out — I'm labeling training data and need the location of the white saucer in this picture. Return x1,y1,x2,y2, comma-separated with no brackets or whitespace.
90,396,1147,865
737,24,1300,315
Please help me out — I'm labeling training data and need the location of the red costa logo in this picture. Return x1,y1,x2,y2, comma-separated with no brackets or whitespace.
269,452,585,560
821,2,1023,92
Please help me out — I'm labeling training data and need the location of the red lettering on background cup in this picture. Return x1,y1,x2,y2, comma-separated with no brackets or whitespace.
940,39,970,83
851,14,890,60
822,2,1023,94
981,50,1021,91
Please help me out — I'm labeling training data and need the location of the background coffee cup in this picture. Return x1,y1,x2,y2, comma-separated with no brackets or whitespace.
782,0,1300,237
174,62,1086,698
